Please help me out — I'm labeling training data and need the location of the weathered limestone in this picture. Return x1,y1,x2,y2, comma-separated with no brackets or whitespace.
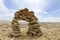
10,8,43,38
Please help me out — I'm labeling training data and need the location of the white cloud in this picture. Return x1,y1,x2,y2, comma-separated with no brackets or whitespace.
0,0,15,21
11,0,48,14
44,12,47,14
40,17,60,22
1,0,60,22
0,0,9,12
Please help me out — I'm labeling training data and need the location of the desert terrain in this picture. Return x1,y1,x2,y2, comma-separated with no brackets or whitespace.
0,21,60,40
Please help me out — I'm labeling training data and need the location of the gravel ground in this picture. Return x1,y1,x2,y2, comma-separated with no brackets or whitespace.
0,21,60,40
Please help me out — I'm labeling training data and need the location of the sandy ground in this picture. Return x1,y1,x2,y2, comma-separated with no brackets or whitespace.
0,21,60,40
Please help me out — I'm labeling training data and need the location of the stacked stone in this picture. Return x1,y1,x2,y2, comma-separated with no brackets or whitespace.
10,8,43,38
27,11,38,22
11,18,20,37
27,21,43,37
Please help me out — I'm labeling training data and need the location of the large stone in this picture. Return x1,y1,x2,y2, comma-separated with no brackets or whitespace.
10,8,43,38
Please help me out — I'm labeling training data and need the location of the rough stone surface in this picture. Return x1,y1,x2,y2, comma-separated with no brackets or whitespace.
0,21,60,40
11,8,42,38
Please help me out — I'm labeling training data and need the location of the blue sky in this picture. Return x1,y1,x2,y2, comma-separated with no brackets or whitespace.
0,0,60,22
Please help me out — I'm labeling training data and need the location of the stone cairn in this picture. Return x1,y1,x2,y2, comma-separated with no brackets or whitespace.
10,8,43,38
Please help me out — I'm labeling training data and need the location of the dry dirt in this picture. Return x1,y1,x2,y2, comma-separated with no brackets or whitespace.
0,21,60,40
